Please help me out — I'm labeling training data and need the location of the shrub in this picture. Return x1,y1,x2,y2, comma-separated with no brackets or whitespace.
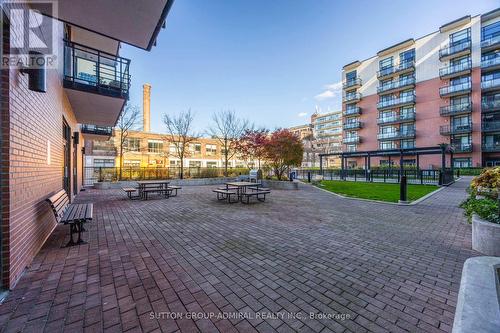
460,196,500,224
470,167,500,198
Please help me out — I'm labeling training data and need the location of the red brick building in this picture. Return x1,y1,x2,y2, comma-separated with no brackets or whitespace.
0,1,174,289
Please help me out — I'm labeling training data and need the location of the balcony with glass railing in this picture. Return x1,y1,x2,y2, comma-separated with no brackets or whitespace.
377,77,415,94
343,78,362,90
377,94,416,110
343,92,362,103
481,78,500,92
344,106,362,117
343,121,362,130
377,130,416,140
481,35,500,52
377,112,416,125
481,121,500,133
482,142,500,152
439,123,472,135
439,39,471,60
81,124,114,138
439,61,472,79
377,60,415,79
451,143,472,153
439,81,471,97
481,57,500,71
482,96,500,113
439,102,472,116
343,136,361,144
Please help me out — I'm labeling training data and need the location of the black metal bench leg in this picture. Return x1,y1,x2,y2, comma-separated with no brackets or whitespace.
76,221,87,245
64,224,76,247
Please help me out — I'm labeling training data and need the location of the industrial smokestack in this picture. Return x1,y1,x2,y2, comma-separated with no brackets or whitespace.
143,83,151,132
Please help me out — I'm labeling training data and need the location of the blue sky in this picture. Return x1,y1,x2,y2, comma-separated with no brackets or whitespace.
121,0,498,134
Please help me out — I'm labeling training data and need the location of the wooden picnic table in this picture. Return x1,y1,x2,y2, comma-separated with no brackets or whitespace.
225,181,262,201
136,180,170,199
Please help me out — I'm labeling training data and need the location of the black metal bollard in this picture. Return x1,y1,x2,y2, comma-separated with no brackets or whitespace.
307,171,311,183
400,176,408,202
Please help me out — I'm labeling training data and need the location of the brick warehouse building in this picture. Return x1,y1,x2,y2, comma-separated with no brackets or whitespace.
0,0,175,289
342,9,500,169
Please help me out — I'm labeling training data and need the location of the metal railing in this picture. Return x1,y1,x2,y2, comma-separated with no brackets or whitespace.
81,124,113,136
451,143,472,153
342,136,361,144
377,94,416,110
439,39,471,59
439,81,471,97
440,123,472,135
84,167,250,186
482,96,500,112
377,77,415,94
343,78,362,89
481,57,500,70
377,130,416,140
294,168,447,185
344,107,361,116
343,92,362,103
439,61,471,78
481,78,500,91
439,102,472,116
377,112,416,124
63,40,131,98
343,121,362,130
377,60,415,79
482,121,500,132
481,35,500,49
482,143,500,152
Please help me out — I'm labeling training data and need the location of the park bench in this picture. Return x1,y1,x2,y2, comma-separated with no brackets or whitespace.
167,185,182,197
248,186,270,192
213,189,238,203
46,190,93,247
241,190,271,204
142,187,172,200
122,187,139,199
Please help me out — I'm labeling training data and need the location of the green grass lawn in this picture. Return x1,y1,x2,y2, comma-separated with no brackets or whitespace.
319,180,438,203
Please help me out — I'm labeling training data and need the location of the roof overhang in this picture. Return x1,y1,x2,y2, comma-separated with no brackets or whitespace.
481,8,500,22
377,39,415,57
440,15,471,33
343,60,361,71
32,0,175,50
70,27,120,55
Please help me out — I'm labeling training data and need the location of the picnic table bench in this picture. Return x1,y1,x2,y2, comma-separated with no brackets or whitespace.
215,182,271,204
46,190,93,247
213,189,239,203
123,181,182,200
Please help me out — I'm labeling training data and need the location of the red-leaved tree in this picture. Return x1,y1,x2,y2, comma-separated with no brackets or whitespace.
234,128,269,169
264,129,304,180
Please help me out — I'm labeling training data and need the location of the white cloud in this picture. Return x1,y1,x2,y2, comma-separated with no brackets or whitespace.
297,112,307,117
314,80,342,101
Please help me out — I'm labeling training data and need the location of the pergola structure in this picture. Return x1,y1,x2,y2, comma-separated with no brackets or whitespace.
318,144,455,174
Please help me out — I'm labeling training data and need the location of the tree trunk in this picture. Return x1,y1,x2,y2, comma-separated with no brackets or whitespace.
180,156,184,179
119,141,124,181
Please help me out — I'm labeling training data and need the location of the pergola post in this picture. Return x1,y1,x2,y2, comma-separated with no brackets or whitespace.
367,154,371,181
319,155,323,174
416,153,420,172
340,154,344,180
399,150,404,181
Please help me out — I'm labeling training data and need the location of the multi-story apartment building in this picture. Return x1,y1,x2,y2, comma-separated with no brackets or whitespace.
311,111,343,167
342,9,500,168
0,1,174,289
289,123,313,140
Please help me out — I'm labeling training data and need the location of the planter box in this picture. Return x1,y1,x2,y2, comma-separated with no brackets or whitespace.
261,180,299,190
472,215,500,256
93,182,110,190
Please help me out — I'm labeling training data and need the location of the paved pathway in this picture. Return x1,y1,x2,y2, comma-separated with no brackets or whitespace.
0,178,478,333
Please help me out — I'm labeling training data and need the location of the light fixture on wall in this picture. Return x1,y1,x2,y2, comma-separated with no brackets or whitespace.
19,51,47,93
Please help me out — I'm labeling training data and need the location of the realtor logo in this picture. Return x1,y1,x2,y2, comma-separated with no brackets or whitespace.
1,0,58,69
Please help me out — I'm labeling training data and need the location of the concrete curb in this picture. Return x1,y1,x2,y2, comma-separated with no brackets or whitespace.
304,181,444,206
472,215,500,256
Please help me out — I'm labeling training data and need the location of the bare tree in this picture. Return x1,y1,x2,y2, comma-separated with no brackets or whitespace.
163,109,199,179
208,110,249,176
116,104,141,179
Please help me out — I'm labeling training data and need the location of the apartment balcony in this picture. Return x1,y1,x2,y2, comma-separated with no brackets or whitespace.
343,93,362,103
377,60,415,80
481,57,500,72
451,143,472,153
439,102,473,116
63,40,131,126
343,136,361,144
377,94,415,110
377,130,416,141
439,123,472,135
344,107,362,117
481,121,500,133
439,61,472,79
90,147,118,156
482,143,500,152
343,121,362,130
481,78,500,92
343,78,362,90
439,40,471,61
377,112,416,125
482,97,500,113
439,81,471,97
377,77,416,95
481,35,500,52
81,124,114,141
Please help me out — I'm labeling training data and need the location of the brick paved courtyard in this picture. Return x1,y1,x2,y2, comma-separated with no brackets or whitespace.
0,178,478,333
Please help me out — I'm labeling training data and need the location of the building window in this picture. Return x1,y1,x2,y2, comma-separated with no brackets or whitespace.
401,139,415,149
403,159,416,166
453,158,472,168
482,21,500,41
380,159,395,167
379,141,396,150
399,49,415,64
206,144,217,156
379,57,393,69
169,160,180,167
93,159,114,167
124,160,141,167
189,161,201,168
124,138,140,152
450,28,470,45
346,70,357,82
346,144,357,152
148,140,163,153
206,161,217,168
190,143,201,155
